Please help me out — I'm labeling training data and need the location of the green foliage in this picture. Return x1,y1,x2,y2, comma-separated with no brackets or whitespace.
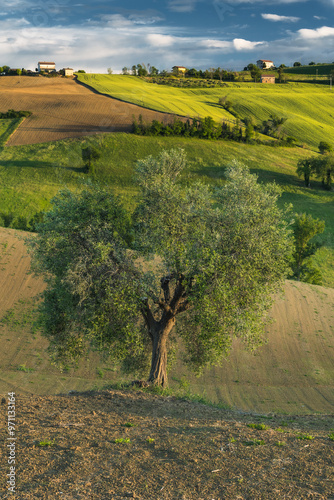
82,146,101,175
291,213,325,284
0,109,32,119
114,438,131,444
28,149,295,385
37,439,55,447
319,141,333,154
243,439,265,446
247,423,269,430
296,433,314,440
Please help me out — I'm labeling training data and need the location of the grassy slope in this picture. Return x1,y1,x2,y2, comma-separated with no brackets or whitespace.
76,74,334,150
0,227,333,414
0,132,332,286
0,118,24,146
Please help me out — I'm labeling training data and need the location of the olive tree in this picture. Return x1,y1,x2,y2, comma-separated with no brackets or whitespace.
29,150,293,387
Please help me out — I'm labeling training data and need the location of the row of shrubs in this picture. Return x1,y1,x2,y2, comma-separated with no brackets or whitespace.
0,110,32,119
132,115,297,146
0,211,44,232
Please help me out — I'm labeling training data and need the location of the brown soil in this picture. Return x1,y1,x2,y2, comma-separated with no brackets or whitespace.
0,227,333,414
1,388,333,499
0,76,177,146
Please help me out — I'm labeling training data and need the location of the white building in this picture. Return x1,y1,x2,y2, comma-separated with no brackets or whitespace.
37,61,56,73
257,59,274,69
64,68,74,77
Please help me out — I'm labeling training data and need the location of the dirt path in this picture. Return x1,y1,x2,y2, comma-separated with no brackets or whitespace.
0,76,177,146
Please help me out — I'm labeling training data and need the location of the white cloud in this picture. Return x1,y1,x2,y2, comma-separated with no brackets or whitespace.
261,13,300,22
147,33,175,47
202,39,232,49
233,38,264,50
298,26,334,39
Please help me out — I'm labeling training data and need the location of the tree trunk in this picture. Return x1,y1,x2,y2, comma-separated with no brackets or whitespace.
148,318,175,387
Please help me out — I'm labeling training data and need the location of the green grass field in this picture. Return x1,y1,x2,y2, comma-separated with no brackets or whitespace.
0,118,24,146
284,63,334,76
0,132,333,286
76,74,334,150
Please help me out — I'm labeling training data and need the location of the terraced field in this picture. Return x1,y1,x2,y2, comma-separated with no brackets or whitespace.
77,74,334,150
0,76,178,145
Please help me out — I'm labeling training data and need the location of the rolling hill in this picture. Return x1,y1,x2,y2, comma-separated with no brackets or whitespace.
0,227,333,415
76,74,334,150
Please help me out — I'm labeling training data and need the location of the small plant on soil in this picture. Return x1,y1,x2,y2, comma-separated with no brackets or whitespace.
37,439,55,447
296,433,314,440
328,433,334,441
247,423,269,430
243,439,265,446
123,422,136,427
146,438,155,443
114,438,131,444
275,441,286,447
17,364,34,373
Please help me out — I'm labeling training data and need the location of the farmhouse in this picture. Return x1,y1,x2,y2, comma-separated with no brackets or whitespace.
261,75,275,84
64,68,74,77
172,66,187,75
37,61,56,73
257,59,274,69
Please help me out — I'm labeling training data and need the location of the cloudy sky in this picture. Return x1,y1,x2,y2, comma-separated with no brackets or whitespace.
1,0,334,73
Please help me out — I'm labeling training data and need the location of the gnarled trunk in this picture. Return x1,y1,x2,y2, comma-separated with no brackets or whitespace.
148,318,175,387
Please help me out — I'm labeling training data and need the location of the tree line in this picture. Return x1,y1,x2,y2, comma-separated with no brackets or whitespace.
297,142,334,190
0,109,32,119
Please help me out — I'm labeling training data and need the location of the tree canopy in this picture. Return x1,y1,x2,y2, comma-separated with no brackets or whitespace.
30,150,293,387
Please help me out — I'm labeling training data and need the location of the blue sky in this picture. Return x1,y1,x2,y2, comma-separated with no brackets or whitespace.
0,0,334,72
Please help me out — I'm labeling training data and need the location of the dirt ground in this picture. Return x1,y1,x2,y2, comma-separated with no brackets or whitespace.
0,76,178,146
0,388,333,500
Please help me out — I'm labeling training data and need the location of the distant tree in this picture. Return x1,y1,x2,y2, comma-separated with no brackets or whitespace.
137,64,148,76
186,68,199,78
29,150,293,387
131,65,137,76
77,70,86,73
313,153,334,190
296,158,315,187
122,67,130,75
318,141,333,154
278,67,285,83
309,62,316,65
82,146,101,175
248,63,261,82
298,153,334,190
291,213,325,284
262,114,287,139
293,62,301,67
107,68,113,75
150,66,159,76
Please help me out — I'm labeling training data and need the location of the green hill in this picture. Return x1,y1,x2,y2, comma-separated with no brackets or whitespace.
76,74,334,150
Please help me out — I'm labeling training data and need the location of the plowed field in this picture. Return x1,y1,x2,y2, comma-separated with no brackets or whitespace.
0,228,333,414
0,76,177,146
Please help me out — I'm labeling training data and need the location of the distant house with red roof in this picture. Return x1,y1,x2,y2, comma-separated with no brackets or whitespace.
261,74,275,84
257,59,274,69
172,66,187,75
37,61,56,73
